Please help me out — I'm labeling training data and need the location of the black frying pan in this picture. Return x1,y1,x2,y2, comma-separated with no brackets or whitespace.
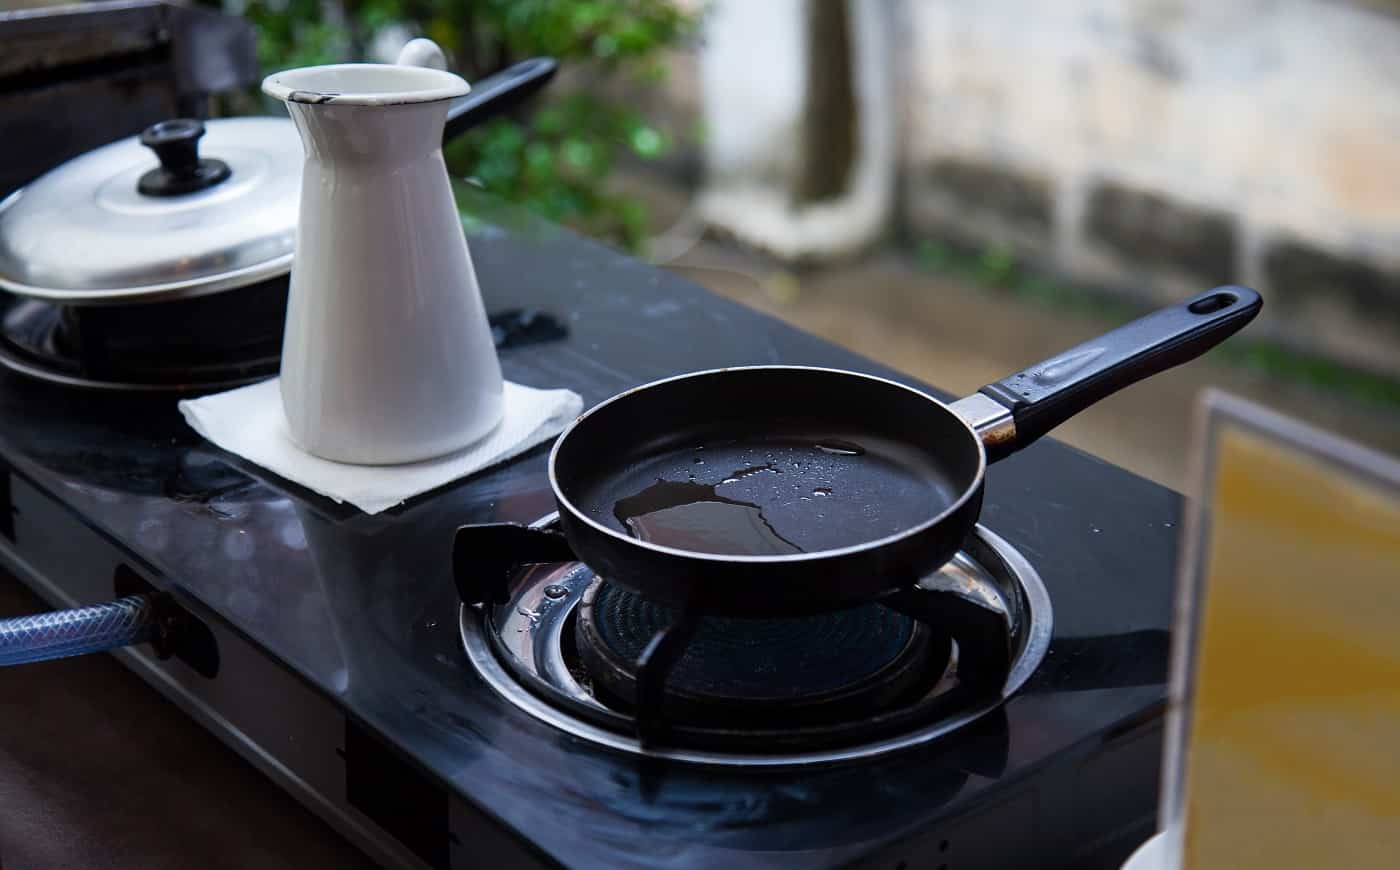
486,286,1260,619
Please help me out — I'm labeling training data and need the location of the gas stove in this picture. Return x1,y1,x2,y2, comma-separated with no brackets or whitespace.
0,190,1177,868
0,285,562,393
0,279,287,391
460,516,1051,765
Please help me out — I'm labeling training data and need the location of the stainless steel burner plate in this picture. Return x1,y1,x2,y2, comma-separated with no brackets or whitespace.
460,523,1052,767
0,293,281,393
0,341,268,393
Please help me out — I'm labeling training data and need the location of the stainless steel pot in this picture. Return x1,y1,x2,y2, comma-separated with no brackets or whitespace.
0,57,556,307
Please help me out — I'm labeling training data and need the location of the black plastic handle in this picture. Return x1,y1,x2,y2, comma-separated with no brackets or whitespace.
453,521,576,605
137,119,231,196
443,57,558,144
979,285,1262,452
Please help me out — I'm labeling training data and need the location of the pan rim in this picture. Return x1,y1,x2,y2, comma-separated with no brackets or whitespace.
547,365,987,565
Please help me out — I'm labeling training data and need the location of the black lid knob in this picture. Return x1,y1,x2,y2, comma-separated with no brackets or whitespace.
138,119,231,196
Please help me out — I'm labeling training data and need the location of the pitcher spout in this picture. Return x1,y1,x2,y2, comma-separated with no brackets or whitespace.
262,61,468,108
264,61,469,164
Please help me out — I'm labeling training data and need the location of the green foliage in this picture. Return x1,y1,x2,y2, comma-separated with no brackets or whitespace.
238,0,697,250
915,239,1141,320
1211,340,1400,412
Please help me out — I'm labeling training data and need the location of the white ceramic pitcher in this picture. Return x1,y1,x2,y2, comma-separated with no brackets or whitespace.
263,41,504,465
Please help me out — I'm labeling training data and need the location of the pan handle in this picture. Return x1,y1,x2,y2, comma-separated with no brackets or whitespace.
967,285,1262,456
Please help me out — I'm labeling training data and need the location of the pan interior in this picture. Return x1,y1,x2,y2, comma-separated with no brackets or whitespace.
556,369,982,558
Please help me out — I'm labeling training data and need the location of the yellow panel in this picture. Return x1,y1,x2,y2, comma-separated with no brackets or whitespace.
1181,426,1400,869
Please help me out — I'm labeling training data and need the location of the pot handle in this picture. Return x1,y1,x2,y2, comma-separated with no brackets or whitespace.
453,518,576,605
972,285,1262,454
443,58,558,143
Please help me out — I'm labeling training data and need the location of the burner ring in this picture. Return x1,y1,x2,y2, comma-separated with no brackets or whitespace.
0,290,284,392
460,522,1054,767
576,580,934,726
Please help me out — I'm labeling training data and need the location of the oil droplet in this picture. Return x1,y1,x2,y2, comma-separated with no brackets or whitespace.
543,585,568,600
813,487,832,497
814,439,865,456
1091,526,1102,534
1163,521,1175,528
720,462,782,484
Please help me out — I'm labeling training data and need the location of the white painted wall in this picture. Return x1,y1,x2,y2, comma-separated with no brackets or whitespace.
698,0,808,189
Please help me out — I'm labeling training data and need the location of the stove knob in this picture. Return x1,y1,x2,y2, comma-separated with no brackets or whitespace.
137,119,232,196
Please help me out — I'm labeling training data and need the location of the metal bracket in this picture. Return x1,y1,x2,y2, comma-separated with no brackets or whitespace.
947,392,1017,460
632,607,701,747
883,574,1013,698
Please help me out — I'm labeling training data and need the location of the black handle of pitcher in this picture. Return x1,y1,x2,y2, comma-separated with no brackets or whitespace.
443,58,558,143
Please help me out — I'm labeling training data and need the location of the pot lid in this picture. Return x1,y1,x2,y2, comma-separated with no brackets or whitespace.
0,117,303,305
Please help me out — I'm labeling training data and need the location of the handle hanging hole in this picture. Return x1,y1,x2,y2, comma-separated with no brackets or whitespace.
1188,292,1236,314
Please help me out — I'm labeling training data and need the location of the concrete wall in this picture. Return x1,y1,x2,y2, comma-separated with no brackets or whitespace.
901,0,1400,373
678,0,1400,374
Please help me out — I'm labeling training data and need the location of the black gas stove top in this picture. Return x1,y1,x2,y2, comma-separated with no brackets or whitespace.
0,189,1177,869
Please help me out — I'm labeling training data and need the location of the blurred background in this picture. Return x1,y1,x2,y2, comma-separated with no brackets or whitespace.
5,0,1398,491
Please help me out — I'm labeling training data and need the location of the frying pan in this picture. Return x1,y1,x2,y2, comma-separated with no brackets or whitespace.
523,285,1262,619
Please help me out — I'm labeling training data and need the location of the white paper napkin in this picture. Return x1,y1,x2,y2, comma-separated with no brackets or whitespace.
178,378,583,515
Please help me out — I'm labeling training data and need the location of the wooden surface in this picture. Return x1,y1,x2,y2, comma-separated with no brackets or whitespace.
1174,414,1400,868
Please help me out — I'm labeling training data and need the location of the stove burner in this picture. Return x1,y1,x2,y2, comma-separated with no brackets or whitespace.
0,292,571,393
577,581,933,726
0,283,286,391
459,520,1053,766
